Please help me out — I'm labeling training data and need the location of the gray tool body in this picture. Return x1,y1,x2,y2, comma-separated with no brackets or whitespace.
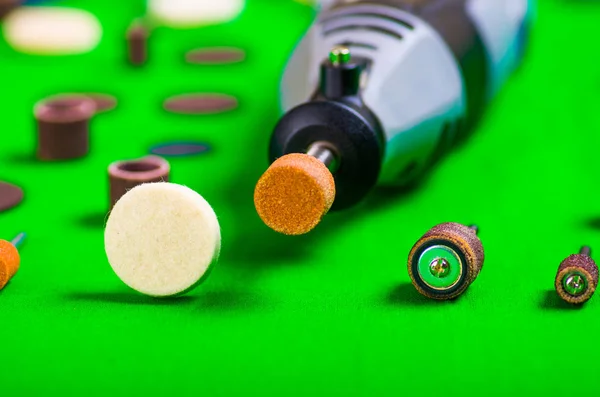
271,0,533,210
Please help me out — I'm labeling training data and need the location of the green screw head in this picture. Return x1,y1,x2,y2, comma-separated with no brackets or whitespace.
429,257,450,278
563,272,587,296
329,46,350,65
417,245,463,290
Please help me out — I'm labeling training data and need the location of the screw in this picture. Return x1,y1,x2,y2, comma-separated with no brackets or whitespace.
429,257,450,278
564,273,587,296
329,46,350,65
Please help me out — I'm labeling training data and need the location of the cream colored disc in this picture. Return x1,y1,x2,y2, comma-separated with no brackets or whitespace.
3,7,102,55
104,182,221,297
148,0,245,27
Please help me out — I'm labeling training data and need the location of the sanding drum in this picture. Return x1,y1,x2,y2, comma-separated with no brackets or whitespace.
108,155,170,210
34,95,96,160
555,250,599,304
408,222,484,300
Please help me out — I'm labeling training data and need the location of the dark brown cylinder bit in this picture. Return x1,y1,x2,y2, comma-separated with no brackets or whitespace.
35,95,96,160
108,155,170,210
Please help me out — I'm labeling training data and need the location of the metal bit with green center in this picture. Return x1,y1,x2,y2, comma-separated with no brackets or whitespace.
417,245,463,290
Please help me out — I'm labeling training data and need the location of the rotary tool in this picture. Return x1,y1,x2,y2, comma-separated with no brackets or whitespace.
255,0,534,235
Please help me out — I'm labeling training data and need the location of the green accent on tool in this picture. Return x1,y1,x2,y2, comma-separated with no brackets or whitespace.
562,271,587,296
417,245,463,289
329,46,350,65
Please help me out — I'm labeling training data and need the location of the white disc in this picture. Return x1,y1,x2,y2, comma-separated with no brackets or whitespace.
104,182,221,297
2,6,102,55
148,0,245,27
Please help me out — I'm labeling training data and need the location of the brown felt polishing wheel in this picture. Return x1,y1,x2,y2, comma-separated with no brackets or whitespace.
407,222,484,300
254,153,335,235
35,95,96,160
0,239,20,290
108,155,170,210
555,254,598,304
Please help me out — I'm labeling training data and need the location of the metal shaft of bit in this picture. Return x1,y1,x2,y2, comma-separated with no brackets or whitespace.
580,246,591,257
306,141,340,173
468,225,479,235
10,232,26,249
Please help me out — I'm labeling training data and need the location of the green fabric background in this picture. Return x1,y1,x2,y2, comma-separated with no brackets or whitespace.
1,0,600,395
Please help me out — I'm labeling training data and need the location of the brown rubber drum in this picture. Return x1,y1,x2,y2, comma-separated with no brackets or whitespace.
108,155,170,210
34,95,96,160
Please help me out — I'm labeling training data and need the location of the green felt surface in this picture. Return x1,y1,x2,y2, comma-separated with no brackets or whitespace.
1,0,600,396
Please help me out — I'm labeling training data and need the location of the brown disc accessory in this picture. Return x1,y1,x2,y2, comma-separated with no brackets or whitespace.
163,94,238,115
108,155,170,210
0,181,23,212
0,233,24,291
83,93,117,113
555,246,598,304
126,19,149,65
44,93,117,114
254,153,335,235
407,223,484,300
34,95,96,160
185,47,245,65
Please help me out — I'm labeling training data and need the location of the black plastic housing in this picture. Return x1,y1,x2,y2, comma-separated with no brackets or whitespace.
269,57,384,211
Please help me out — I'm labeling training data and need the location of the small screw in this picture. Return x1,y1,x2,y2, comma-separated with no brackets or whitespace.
564,273,587,296
468,225,479,235
329,46,350,65
429,257,450,278
580,246,591,257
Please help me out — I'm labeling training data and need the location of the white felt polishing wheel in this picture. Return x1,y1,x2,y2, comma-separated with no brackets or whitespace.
148,0,245,28
104,182,221,297
2,7,102,55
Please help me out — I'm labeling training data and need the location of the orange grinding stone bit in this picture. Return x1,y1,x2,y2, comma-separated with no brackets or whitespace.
0,238,20,290
254,153,336,235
